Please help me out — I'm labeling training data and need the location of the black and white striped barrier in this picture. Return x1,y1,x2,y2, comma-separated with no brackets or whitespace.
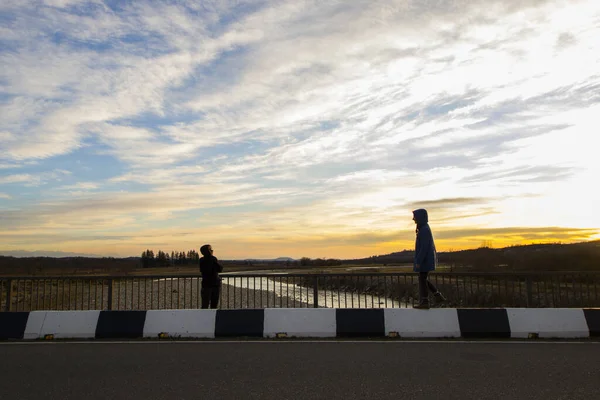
1,308,598,340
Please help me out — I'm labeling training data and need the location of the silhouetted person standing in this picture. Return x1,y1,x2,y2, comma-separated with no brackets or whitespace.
413,209,446,309
199,244,223,309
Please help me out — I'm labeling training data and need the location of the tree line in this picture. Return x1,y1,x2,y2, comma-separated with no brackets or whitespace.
299,257,343,266
141,249,201,268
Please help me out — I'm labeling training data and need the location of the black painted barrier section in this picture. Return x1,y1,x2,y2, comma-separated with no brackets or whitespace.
336,309,385,337
583,309,600,337
95,311,147,339
215,309,264,337
457,309,511,338
0,312,29,340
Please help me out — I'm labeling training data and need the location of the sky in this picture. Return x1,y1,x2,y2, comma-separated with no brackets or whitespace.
1,0,599,260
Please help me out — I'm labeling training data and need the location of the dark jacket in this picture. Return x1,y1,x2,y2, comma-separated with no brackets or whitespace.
413,209,437,272
199,256,223,287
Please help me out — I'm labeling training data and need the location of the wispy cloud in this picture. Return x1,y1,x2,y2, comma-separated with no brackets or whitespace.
0,174,33,185
0,170,71,186
1,0,599,257
59,182,99,191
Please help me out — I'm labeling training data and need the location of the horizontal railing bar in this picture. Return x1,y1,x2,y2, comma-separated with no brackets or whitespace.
1,271,600,281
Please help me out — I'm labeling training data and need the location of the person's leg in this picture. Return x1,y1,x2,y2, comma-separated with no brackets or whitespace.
427,276,447,302
210,284,220,309
418,272,429,305
426,277,439,294
201,287,211,309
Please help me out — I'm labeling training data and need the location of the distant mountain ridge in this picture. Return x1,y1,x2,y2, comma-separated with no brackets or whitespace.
0,250,104,258
344,240,600,271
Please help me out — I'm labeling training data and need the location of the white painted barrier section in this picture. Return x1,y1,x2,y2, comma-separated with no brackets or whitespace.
264,308,336,338
23,311,47,340
384,309,461,338
24,311,100,339
143,310,217,338
42,311,100,339
506,308,589,338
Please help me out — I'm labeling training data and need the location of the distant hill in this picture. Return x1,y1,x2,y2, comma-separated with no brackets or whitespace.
0,250,103,258
344,240,600,271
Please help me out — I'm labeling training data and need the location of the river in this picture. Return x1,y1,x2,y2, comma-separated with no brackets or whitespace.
221,274,404,308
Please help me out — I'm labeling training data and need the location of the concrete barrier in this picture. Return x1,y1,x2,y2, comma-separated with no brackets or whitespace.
264,308,336,338
506,308,590,338
144,310,216,338
24,310,100,339
384,309,461,338
1,308,598,340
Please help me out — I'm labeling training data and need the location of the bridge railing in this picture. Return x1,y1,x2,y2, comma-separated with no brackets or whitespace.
1,272,599,312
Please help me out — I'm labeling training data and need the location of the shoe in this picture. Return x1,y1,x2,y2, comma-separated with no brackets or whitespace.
414,303,430,310
434,292,447,302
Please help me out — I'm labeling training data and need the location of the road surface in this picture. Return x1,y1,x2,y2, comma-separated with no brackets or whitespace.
1,341,599,399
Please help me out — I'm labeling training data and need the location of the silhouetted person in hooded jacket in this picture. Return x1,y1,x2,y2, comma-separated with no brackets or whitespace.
199,244,223,309
413,209,446,309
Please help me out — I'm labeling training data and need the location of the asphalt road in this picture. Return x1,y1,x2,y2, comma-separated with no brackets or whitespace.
1,341,599,400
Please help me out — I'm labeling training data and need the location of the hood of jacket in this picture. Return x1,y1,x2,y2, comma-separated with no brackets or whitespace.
413,208,429,227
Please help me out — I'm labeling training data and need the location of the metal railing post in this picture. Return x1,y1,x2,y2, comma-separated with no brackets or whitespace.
526,277,533,307
107,279,113,310
313,276,319,308
4,279,11,312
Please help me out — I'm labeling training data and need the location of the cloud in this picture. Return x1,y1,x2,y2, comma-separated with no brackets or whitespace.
435,227,599,242
0,170,71,186
405,197,495,209
1,0,599,257
0,174,33,185
58,182,99,191
1,1,263,162
556,32,577,50
460,165,576,184
5,0,597,168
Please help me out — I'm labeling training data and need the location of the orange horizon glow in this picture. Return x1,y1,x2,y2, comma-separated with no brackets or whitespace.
2,230,597,260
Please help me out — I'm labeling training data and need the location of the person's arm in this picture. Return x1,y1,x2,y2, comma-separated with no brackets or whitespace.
415,228,431,267
214,257,223,273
